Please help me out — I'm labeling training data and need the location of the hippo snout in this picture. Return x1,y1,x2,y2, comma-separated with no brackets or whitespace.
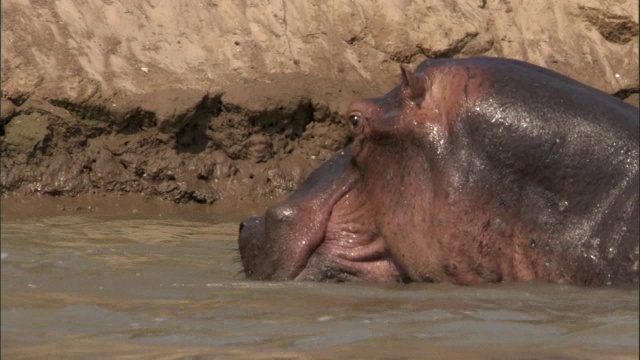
238,216,263,250
237,216,266,275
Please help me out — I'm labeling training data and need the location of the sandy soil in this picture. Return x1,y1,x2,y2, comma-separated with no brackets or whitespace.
1,0,638,203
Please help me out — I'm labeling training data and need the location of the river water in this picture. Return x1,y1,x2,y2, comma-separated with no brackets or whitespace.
1,196,638,359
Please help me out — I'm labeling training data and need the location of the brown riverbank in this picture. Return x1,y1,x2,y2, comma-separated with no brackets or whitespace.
2,0,638,204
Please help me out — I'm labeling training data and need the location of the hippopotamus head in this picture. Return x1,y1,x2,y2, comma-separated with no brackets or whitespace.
238,58,640,285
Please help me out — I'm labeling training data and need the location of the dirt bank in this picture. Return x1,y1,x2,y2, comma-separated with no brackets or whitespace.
2,0,638,203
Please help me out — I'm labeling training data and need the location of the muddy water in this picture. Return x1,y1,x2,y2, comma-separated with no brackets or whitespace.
1,197,638,359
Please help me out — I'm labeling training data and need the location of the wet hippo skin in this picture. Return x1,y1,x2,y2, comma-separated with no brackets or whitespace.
238,57,639,286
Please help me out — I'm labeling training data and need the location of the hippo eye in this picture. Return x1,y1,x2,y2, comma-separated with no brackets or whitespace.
348,113,363,131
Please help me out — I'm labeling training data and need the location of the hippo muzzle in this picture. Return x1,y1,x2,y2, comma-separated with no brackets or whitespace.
238,148,405,282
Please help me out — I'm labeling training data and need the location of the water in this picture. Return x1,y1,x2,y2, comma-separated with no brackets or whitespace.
2,196,638,359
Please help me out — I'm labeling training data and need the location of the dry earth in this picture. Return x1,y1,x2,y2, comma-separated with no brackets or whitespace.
1,0,638,203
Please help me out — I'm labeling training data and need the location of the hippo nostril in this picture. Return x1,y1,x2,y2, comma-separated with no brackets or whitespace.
239,221,245,233
266,204,297,223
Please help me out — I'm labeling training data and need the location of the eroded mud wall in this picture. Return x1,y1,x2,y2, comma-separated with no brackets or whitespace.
2,0,638,202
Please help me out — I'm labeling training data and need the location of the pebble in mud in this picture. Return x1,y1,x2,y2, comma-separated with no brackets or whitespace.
1,99,15,124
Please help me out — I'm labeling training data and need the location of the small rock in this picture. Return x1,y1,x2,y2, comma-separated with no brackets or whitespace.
1,99,16,123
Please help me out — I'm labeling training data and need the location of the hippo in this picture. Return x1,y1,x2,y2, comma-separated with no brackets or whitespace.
238,57,639,286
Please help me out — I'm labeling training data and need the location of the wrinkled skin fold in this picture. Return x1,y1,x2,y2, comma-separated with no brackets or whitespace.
238,57,639,286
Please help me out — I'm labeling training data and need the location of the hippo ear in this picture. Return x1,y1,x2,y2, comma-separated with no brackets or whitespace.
400,65,427,106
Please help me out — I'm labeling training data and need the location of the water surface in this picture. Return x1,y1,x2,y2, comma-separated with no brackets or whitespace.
2,196,638,359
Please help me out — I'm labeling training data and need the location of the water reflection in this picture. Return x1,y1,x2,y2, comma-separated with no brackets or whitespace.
1,199,638,359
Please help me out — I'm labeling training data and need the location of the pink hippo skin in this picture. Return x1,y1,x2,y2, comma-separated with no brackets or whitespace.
238,57,639,286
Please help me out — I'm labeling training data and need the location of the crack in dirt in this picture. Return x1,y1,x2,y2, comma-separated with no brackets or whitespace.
280,0,299,66
613,87,640,101
578,6,640,44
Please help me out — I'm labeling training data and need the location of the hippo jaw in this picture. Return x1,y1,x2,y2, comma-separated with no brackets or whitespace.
294,187,405,282
238,149,405,282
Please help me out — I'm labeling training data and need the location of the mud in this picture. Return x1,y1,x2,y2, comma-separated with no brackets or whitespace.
1,91,347,203
1,0,638,203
